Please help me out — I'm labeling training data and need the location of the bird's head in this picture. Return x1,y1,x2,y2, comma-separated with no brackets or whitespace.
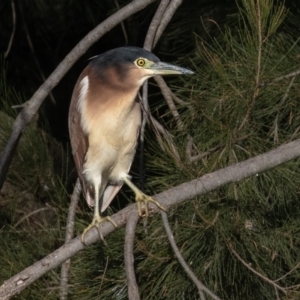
89,47,193,89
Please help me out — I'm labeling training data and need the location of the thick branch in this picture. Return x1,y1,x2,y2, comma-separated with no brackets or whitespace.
1,138,300,298
0,0,156,191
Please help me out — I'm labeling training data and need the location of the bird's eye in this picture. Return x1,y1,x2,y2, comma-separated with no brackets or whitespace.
136,58,146,67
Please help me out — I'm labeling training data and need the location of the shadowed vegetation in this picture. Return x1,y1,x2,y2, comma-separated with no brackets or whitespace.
1,0,300,299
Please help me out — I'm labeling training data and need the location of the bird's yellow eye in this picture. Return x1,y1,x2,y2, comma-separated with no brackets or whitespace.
136,58,146,67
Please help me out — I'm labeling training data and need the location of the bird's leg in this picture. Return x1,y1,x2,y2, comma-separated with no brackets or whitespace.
81,183,117,244
122,176,166,217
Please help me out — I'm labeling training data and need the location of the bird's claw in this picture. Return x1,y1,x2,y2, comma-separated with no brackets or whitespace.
136,193,166,217
81,216,117,245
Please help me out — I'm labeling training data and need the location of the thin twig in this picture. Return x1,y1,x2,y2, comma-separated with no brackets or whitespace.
60,178,81,300
13,207,52,228
4,0,16,58
172,92,188,106
270,76,295,143
148,114,181,161
193,203,219,228
19,3,57,104
124,214,140,300
154,76,184,130
161,211,221,300
11,104,26,109
97,256,109,295
140,0,171,190
238,0,262,132
185,135,216,163
274,261,300,283
259,68,300,87
228,243,287,295
114,0,128,45
153,77,203,163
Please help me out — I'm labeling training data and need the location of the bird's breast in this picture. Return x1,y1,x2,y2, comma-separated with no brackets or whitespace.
82,87,141,180
87,95,141,148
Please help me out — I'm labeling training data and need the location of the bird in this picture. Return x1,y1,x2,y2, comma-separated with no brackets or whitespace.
68,46,193,243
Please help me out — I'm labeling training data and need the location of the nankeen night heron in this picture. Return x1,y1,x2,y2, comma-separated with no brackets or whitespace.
68,46,193,243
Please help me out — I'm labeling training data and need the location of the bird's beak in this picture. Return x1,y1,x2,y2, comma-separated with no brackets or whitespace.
148,61,194,75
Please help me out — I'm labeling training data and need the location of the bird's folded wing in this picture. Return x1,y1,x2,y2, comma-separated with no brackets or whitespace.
68,74,90,204
101,184,123,212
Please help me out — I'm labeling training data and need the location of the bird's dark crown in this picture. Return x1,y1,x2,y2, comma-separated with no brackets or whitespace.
90,47,160,70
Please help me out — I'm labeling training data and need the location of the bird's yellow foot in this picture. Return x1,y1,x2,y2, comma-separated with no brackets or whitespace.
135,191,166,217
81,216,117,245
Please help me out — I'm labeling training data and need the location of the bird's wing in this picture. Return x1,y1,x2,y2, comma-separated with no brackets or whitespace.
101,184,123,212
68,72,90,204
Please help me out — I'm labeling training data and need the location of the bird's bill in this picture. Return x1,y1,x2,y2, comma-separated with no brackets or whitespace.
148,61,194,75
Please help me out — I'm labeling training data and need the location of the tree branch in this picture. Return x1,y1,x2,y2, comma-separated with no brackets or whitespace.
144,0,170,51
140,0,176,190
228,243,287,296
153,0,182,47
0,0,156,191
4,0,16,58
154,76,185,130
59,179,81,300
124,214,140,300
161,211,221,300
259,68,300,87
1,138,300,298
19,2,57,105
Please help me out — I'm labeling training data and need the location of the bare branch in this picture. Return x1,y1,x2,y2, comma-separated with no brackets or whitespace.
60,179,81,300
228,243,287,295
161,211,221,300
259,68,300,87
270,76,296,143
2,138,300,298
144,0,170,51
185,135,216,163
4,0,16,58
153,0,183,47
238,1,262,132
114,0,128,45
0,0,156,191
13,207,54,229
140,0,175,190
274,261,300,283
154,77,204,163
148,114,181,161
124,214,140,300
19,3,57,105
172,92,189,106
154,76,184,130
